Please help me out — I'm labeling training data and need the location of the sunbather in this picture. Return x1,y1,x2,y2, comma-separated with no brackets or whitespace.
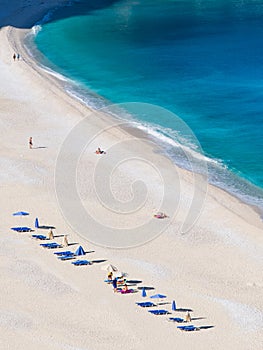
95,147,106,154
122,284,128,292
154,212,168,219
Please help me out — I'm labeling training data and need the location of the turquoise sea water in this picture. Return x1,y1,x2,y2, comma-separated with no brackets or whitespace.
30,0,263,210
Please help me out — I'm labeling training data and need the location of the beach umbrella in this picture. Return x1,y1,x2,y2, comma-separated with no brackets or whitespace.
150,294,166,299
62,235,69,247
185,311,191,322
150,294,166,303
48,230,54,240
35,217,39,228
172,300,176,311
75,245,85,256
101,264,118,272
142,288,147,297
13,211,29,216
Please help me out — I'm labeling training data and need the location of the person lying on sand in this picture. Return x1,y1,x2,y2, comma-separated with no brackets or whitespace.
95,147,106,154
122,284,129,292
154,212,168,219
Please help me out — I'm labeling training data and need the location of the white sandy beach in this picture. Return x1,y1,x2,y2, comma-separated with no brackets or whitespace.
0,1,263,349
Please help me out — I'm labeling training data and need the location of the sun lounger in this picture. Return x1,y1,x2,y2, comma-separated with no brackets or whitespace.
59,254,76,260
177,325,200,331
11,227,32,232
136,302,156,308
72,260,91,266
32,234,47,240
47,244,62,249
40,243,54,247
148,309,169,315
40,242,62,249
169,317,185,323
54,251,72,256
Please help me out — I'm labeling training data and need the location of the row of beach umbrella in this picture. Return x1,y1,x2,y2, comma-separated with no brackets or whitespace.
12,211,178,313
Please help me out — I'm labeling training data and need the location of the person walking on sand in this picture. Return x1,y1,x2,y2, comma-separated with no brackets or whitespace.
29,137,33,149
13,53,16,61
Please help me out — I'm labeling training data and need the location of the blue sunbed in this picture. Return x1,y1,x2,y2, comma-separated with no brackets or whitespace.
32,234,47,240
104,279,113,283
11,227,32,232
59,254,76,260
169,317,185,323
54,251,72,256
71,260,91,266
148,309,169,315
40,242,62,249
177,325,199,331
136,302,156,308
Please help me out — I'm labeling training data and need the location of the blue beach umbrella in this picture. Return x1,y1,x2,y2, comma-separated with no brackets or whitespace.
150,294,166,299
75,245,85,256
150,294,167,303
35,217,39,228
172,300,177,311
142,288,147,297
13,211,29,216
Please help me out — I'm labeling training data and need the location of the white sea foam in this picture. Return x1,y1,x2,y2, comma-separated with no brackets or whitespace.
40,65,71,82
31,24,42,36
133,121,219,165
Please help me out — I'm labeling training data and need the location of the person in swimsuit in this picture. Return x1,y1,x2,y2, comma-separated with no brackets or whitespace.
95,147,106,154
29,137,33,149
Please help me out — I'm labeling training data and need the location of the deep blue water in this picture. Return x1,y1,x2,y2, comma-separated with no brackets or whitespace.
31,0,263,209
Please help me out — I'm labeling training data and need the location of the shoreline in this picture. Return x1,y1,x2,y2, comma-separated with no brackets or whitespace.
24,7,263,216
1,1,263,349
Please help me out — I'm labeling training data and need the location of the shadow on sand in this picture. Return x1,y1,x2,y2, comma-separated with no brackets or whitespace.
38,225,56,230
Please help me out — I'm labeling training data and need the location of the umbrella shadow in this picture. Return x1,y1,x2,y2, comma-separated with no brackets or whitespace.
38,225,56,230
91,259,107,264
137,286,155,290
68,242,78,247
53,234,64,238
157,302,170,306
198,325,215,330
174,308,193,312
191,317,206,321
32,146,47,149
126,280,142,285
85,250,95,254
